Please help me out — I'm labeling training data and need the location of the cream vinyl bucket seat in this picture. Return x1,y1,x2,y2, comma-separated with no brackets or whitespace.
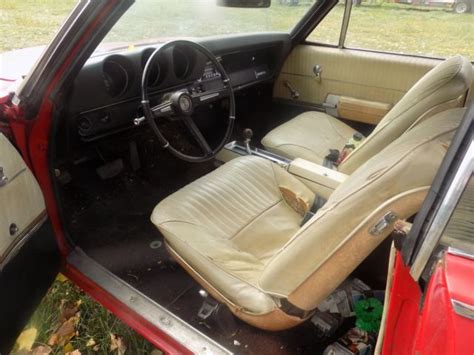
262,55,472,174
151,108,465,331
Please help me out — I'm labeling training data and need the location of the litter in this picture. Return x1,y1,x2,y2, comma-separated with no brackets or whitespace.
311,277,384,352
323,327,376,355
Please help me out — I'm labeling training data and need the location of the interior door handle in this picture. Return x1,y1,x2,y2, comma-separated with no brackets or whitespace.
0,167,8,187
313,65,322,81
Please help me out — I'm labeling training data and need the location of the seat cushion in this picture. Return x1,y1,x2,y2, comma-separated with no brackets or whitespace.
261,111,360,165
151,156,315,314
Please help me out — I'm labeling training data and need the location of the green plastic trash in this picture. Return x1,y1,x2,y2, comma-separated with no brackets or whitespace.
354,298,383,333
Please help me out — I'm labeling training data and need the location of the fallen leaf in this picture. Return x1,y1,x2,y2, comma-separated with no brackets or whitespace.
150,350,163,355
60,301,80,322
56,273,69,282
11,350,30,355
32,345,52,354
16,328,37,351
92,344,100,351
63,343,74,353
47,334,59,347
110,334,127,355
86,338,96,347
65,350,81,355
48,315,79,346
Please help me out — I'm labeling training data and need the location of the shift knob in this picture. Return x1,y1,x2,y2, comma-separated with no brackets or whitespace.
243,128,253,142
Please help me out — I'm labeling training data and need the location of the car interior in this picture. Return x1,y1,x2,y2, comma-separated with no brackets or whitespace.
50,20,473,353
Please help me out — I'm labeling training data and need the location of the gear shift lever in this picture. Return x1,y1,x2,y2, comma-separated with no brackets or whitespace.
243,128,253,155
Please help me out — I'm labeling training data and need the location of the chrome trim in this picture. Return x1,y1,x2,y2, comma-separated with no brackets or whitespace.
0,167,8,187
451,299,474,320
133,116,146,126
338,0,353,48
447,247,474,261
369,211,398,236
200,92,220,101
0,167,26,187
223,141,291,168
0,212,47,270
410,142,474,281
67,249,232,355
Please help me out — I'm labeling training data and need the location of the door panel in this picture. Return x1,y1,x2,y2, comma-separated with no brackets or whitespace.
0,133,46,266
0,133,59,353
274,45,441,123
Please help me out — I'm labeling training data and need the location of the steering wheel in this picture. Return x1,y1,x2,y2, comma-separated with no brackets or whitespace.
141,40,235,163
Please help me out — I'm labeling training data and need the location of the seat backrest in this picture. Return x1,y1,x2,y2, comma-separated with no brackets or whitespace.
259,107,465,311
338,56,472,175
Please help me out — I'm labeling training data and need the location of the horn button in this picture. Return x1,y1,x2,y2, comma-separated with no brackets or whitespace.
171,92,194,115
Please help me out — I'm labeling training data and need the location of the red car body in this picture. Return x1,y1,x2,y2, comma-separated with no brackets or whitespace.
0,0,472,353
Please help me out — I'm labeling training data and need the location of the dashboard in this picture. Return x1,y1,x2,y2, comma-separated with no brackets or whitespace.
67,34,290,141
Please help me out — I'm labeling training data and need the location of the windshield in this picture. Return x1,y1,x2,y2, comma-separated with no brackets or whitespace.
101,0,315,47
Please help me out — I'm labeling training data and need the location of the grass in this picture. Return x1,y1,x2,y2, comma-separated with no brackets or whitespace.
0,0,76,52
0,0,473,58
13,275,156,354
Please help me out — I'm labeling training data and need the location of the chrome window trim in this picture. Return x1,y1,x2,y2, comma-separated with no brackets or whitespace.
448,246,474,261
410,141,474,281
451,299,474,321
67,249,232,355
338,0,352,48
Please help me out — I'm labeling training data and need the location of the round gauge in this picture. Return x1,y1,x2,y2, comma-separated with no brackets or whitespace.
102,56,132,98
173,46,191,79
142,48,162,87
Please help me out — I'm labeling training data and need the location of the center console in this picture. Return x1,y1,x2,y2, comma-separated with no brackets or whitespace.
217,130,348,198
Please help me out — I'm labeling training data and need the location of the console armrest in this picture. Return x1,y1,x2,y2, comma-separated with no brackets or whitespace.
288,158,348,199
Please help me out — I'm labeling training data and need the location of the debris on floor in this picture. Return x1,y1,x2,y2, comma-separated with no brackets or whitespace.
311,310,343,337
323,327,376,355
311,277,384,353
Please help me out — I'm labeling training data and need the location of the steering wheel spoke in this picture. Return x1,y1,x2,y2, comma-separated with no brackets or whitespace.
141,39,235,163
151,100,174,118
181,116,213,155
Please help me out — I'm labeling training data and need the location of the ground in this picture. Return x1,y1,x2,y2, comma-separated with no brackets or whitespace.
12,275,158,354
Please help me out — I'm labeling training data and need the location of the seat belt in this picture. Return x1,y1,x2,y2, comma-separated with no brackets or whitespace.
280,298,316,319
300,195,327,226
